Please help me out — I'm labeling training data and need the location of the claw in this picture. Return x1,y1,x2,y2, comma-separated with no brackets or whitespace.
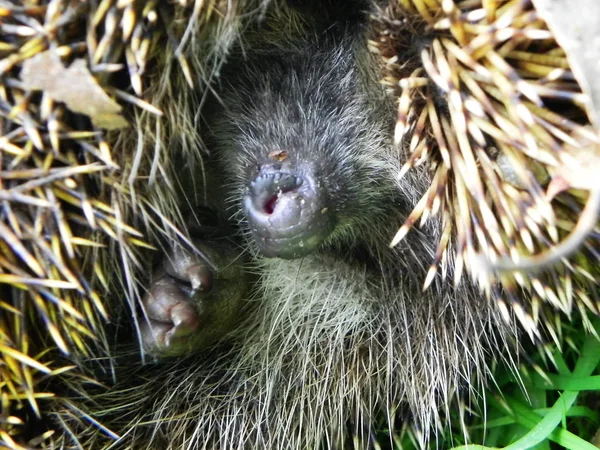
163,246,214,293
185,264,213,293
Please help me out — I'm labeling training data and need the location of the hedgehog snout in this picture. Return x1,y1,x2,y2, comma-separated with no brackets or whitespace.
243,165,335,259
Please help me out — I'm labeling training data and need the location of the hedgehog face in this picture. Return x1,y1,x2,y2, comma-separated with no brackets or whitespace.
213,36,398,259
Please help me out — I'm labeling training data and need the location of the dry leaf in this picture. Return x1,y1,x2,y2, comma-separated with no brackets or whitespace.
20,51,128,130
533,0,600,127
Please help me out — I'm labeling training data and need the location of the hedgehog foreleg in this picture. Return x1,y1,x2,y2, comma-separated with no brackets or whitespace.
140,236,248,357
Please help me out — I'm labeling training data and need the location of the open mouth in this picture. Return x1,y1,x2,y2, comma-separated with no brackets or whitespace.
256,173,304,215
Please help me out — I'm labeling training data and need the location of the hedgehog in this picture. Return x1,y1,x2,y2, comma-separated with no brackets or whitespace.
0,0,598,449
59,2,516,448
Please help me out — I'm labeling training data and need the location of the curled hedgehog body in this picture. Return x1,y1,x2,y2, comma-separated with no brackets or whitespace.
5,0,598,448
89,2,516,448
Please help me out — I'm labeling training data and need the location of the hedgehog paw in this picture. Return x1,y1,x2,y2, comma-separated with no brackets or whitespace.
141,238,246,357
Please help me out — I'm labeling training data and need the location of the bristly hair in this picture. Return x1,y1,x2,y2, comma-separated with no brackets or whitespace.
50,4,518,448
369,0,600,341
0,0,272,447
5,0,596,448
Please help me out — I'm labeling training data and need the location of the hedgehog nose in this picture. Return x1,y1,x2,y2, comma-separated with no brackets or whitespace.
247,171,304,227
243,166,334,259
